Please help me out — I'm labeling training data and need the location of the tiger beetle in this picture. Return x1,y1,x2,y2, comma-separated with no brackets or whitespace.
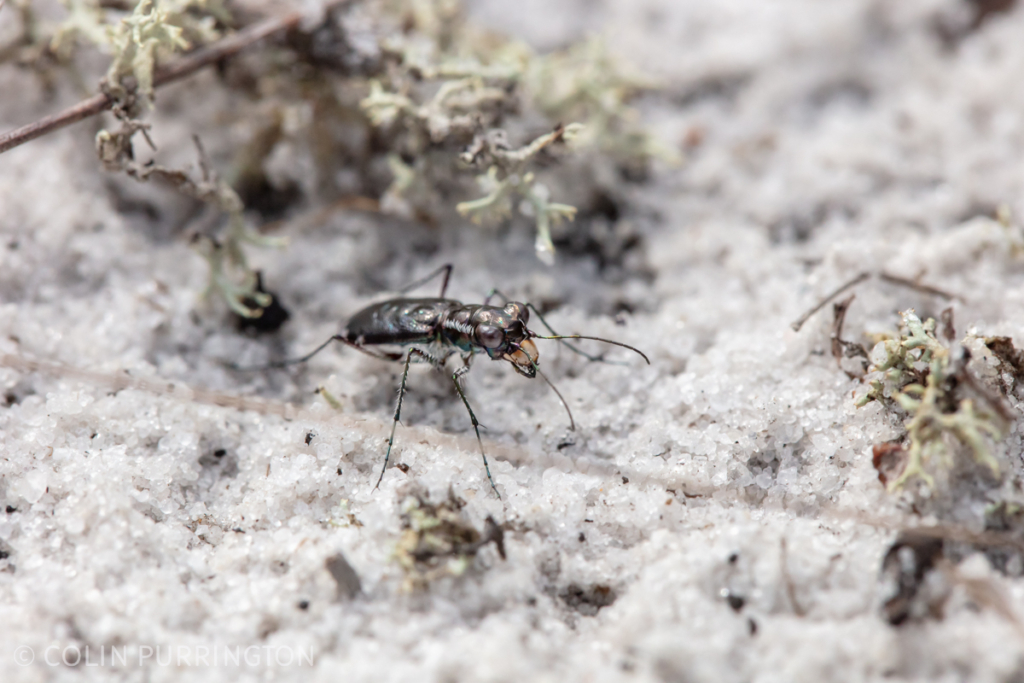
241,265,649,499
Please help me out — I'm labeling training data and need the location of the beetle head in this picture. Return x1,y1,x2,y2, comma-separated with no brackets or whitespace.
472,302,538,378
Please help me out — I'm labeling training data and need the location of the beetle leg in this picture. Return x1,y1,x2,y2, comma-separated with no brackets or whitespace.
375,348,418,491
450,368,500,499
230,334,404,371
335,337,404,362
396,264,454,298
483,288,509,306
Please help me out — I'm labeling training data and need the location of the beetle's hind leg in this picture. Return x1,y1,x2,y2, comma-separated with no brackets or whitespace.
229,335,404,372
397,264,454,298
376,348,417,490
375,347,445,491
336,337,405,362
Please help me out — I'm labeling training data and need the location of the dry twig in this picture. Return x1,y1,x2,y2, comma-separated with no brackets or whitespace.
791,271,962,332
790,272,869,332
830,294,868,378
879,272,961,302
0,7,313,155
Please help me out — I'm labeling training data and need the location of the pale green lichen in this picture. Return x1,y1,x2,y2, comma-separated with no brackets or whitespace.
858,309,1005,490
97,124,282,317
45,1,266,317
193,220,281,319
857,311,945,408
359,79,412,128
891,363,1002,489
360,0,667,264
51,0,226,106
325,499,362,528
314,385,344,411
104,0,191,103
49,0,110,57
64,1,257,317
361,76,509,137
527,36,675,166
456,124,584,264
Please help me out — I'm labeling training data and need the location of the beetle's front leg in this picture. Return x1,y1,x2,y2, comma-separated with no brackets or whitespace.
452,362,471,388
449,366,500,499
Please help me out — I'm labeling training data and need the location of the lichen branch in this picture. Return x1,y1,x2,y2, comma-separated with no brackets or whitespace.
456,123,584,264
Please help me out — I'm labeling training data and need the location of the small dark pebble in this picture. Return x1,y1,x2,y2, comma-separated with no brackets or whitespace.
726,593,745,612
326,552,362,600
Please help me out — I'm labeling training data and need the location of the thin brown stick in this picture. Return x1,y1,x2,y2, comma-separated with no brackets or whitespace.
829,293,854,365
0,94,112,155
779,536,806,617
830,293,868,379
792,270,963,333
151,9,304,89
0,350,530,477
790,271,870,332
0,352,301,419
0,8,306,156
8,351,1024,555
879,272,962,301
841,510,1024,552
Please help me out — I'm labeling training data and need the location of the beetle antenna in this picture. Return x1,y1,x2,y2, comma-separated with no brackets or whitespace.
532,335,650,365
524,355,575,430
524,302,611,363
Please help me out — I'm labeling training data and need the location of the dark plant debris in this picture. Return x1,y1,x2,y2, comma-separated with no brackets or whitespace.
872,441,909,488
881,532,946,626
560,582,617,616
394,490,506,590
985,336,1024,397
235,272,291,334
830,293,868,379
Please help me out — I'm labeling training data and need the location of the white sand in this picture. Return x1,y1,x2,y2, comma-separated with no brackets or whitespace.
4,1,1024,681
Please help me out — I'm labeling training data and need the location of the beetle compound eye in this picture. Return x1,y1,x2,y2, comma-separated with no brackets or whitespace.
506,302,528,324
477,324,505,348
